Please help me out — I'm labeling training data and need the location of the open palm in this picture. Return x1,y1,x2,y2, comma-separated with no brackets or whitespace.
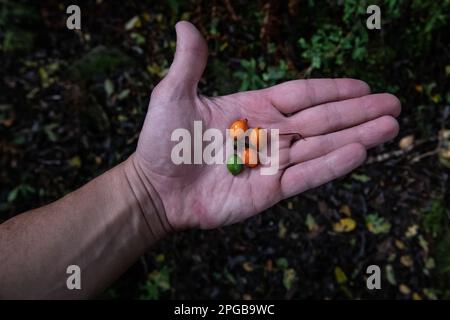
134,21,400,230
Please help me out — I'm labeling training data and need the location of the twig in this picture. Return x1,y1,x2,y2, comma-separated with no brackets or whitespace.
410,149,439,163
366,136,438,164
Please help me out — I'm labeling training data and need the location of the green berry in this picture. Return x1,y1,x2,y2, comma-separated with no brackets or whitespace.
227,154,243,175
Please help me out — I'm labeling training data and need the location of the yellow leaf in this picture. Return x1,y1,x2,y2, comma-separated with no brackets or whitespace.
333,218,356,233
412,292,422,300
278,221,287,239
242,262,253,272
339,205,352,217
405,225,418,238
399,284,411,295
431,94,441,103
399,135,414,150
68,156,82,168
400,255,414,268
395,240,406,250
335,266,347,284
414,84,423,93
142,12,151,22
283,268,296,290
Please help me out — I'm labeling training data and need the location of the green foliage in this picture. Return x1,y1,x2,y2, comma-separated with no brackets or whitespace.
0,1,40,26
1,1,40,53
3,29,34,53
422,200,447,238
69,46,135,81
365,213,391,234
234,58,289,91
299,24,368,70
275,257,289,269
139,265,171,300
7,184,35,202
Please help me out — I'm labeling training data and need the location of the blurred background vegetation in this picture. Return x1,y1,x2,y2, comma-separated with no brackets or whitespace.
1,0,450,299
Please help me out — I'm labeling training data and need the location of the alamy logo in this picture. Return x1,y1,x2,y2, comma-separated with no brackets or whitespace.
66,265,81,290
366,265,381,290
366,5,381,30
66,5,81,30
170,121,280,175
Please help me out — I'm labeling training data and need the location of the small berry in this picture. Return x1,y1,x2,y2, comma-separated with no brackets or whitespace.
249,127,266,150
227,154,244,175
242,148,259,168
229,119,248,141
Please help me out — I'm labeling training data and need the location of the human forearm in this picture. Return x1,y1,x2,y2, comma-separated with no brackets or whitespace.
0,154,171,299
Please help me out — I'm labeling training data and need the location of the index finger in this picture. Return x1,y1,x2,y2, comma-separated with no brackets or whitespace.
265,78,370,114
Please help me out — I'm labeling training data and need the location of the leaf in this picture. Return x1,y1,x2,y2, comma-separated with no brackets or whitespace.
242,262,253,272
339,205,352,217
155,254,165,263
412,293,422,300
415,84,423,93
335,266,347,284
131,32,146,45
44,123,58,142
418,235,429,253
366,213,391,234
141,265,171,300
117,89,130,100
399,284,411,295
352,173,371,183
283,268,296,290
333,218,357,233
7,187,20,202
399,135,414,150
305,213,318,232
425,258,435,270
278,221,287,239
423,288,438,300
125,16,141,31
7,184,35,202
104,79,114,97
395,240,406,250
385,264,396,285
405,224,418,238
276,257,289,269
400,255,413,268
223,268,236,285
68,156,82,168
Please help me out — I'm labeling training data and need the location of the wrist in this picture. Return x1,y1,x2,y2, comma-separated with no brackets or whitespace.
120,153,173,245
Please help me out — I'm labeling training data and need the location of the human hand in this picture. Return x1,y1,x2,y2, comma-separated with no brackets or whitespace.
132,21,400,230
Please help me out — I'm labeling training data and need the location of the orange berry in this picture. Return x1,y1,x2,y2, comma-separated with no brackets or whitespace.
249,127,266,150
229,119,248,141
242,148,259,168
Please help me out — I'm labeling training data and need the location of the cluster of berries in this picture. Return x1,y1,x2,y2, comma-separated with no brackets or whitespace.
227,119,265,175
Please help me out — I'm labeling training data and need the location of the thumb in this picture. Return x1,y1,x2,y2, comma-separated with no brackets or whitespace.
163,21,208,94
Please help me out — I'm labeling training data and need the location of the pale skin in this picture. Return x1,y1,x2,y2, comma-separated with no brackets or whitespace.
0,21,400,299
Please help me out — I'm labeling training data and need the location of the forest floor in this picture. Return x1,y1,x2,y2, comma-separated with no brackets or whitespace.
1,1,450,299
